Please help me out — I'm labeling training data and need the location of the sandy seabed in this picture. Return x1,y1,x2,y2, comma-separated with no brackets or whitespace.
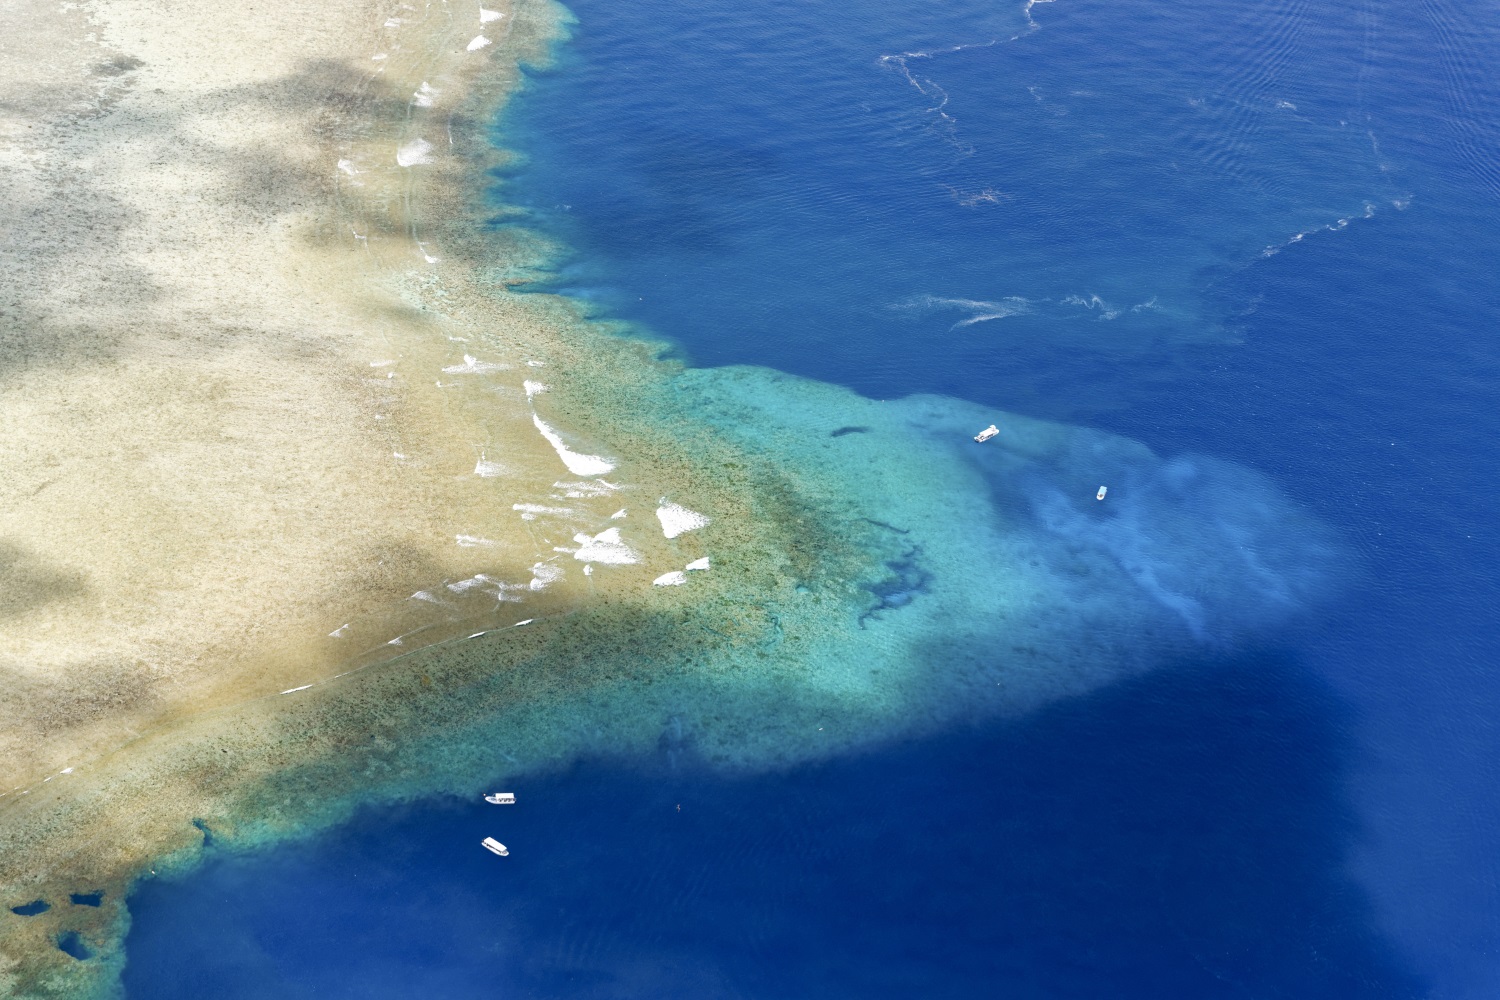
0,0,1344,994
0,0,632,989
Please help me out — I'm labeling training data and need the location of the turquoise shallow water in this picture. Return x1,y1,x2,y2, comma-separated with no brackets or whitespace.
118,0,1500,994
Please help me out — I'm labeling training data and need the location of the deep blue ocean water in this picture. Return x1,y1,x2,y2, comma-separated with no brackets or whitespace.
122,0,1500,995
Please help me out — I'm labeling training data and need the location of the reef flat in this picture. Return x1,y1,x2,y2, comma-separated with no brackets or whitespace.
0,0,1341,995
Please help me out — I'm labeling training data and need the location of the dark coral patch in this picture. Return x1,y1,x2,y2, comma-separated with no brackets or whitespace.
57,931,92,960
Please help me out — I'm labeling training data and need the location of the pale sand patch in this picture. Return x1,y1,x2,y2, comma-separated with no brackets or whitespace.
0,0,574,793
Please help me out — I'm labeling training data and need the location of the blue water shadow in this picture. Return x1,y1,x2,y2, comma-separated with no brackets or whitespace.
122,652,1420,998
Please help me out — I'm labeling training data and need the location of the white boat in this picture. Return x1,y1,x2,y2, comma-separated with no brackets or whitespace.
1096,486,1108,501
974,424,999,443
481,837,509,856
484,792,516,805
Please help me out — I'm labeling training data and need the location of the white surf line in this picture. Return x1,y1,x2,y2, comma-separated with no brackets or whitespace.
524,379,618,475
555,526,640,566
528,561,563,591
281,684,314,695
656,501,710,538
318,617,550,689
531,414,616,476
1260,201,1379,258
474,455,506,477
1021,0,1056,34
466,617,537,640
355,623,439,657
655,556,711,587
456,533,500,547
444,354,510,374
396,137,434,167
513,502,575,521
553,478,622,499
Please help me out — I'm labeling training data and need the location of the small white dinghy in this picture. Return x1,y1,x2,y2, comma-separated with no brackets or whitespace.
481,837,509,856
1096,486,1108,501
484,792,516,805
974,424,999,443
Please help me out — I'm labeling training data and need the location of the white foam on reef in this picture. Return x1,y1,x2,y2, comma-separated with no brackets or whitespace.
466,34,491,51
412,82,439,107
395,138,433,167
443,354,509,374
532,415,616,476
655,502,710,539
653,570,687,587
559,527,639,566
512,503,573,518
455,534,498,547
473,457,507,477
447,574,524,602
554,479,619,498
685,556,711,572
479,7,504,22
528,562,563,591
